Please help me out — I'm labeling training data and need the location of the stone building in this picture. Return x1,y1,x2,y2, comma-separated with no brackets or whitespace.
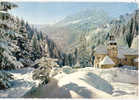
94,35,138,68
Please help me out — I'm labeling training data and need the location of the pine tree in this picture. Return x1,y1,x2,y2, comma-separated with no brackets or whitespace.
0,1,17,89
0,2,24,70
78,33,91,67
32,57,59,84
0,70,14,90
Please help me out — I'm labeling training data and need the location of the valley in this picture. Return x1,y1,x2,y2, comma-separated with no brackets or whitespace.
0,1,138,99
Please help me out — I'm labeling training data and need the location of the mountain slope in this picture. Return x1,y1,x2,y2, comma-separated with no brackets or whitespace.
109,10,139,47
55,9,110,30
0,2,74,70
38,9,110,52
84,9,139,51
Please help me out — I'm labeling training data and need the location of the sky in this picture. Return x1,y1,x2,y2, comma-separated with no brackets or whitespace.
8,0,138,25
2,0,138,2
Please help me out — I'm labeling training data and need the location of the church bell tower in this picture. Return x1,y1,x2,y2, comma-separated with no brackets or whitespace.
107,35,118,57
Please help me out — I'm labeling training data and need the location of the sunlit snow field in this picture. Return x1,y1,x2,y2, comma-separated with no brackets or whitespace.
1,66,137,99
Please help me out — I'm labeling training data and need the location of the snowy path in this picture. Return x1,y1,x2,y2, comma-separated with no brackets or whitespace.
24,67,138,99
0,68,41,98
24,72,112,98
0,67,138,99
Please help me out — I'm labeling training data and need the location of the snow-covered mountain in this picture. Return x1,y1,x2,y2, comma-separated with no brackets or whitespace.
37,9,111,52
55,9,110,29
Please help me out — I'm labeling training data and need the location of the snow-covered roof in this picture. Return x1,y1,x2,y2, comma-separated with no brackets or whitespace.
117,47,138,56
124,48,138,56
94,45,107,54
95,45,138,56
100,56,115,65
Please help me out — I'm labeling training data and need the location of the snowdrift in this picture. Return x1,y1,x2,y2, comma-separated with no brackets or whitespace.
0,68,41,98
0,67,138,98
24,67,138,98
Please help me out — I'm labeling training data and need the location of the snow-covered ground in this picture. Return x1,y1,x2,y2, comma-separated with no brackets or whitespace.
0,68,41,98
24,66,138,99
0,66,138,99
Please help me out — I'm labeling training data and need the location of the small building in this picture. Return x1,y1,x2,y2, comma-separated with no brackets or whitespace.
99,56,115,68
94,35,138,69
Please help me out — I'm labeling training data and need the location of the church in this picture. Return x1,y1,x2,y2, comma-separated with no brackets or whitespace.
94,35,138,69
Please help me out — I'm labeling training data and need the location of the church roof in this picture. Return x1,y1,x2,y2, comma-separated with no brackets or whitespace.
100,56,115,65
94,46,138,57
124,48,138,55
94,45,107,54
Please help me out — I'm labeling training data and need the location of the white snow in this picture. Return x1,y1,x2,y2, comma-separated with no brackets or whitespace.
0,11,8,14
119,47,137,56
24,67,138,99
62,19,81,26
0,66,138,98
95,68,138,84
100,56,115,65
134,57,139,62
94,45,138,56
117,46,138,58
0,68,41,98
68,20,81,24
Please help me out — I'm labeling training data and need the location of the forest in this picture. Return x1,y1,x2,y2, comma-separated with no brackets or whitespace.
0,1,138,99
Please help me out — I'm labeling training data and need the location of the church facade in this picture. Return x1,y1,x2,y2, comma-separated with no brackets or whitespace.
94,35,138,69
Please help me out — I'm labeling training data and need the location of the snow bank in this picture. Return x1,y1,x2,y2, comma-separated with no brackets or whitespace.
56,66,138,84
0,68,41,98
54,70,113,98
111,82,138,97
1,67,137,98
96,68,138,84
63,67,138,98
113,69,138,84
25,70,112,98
